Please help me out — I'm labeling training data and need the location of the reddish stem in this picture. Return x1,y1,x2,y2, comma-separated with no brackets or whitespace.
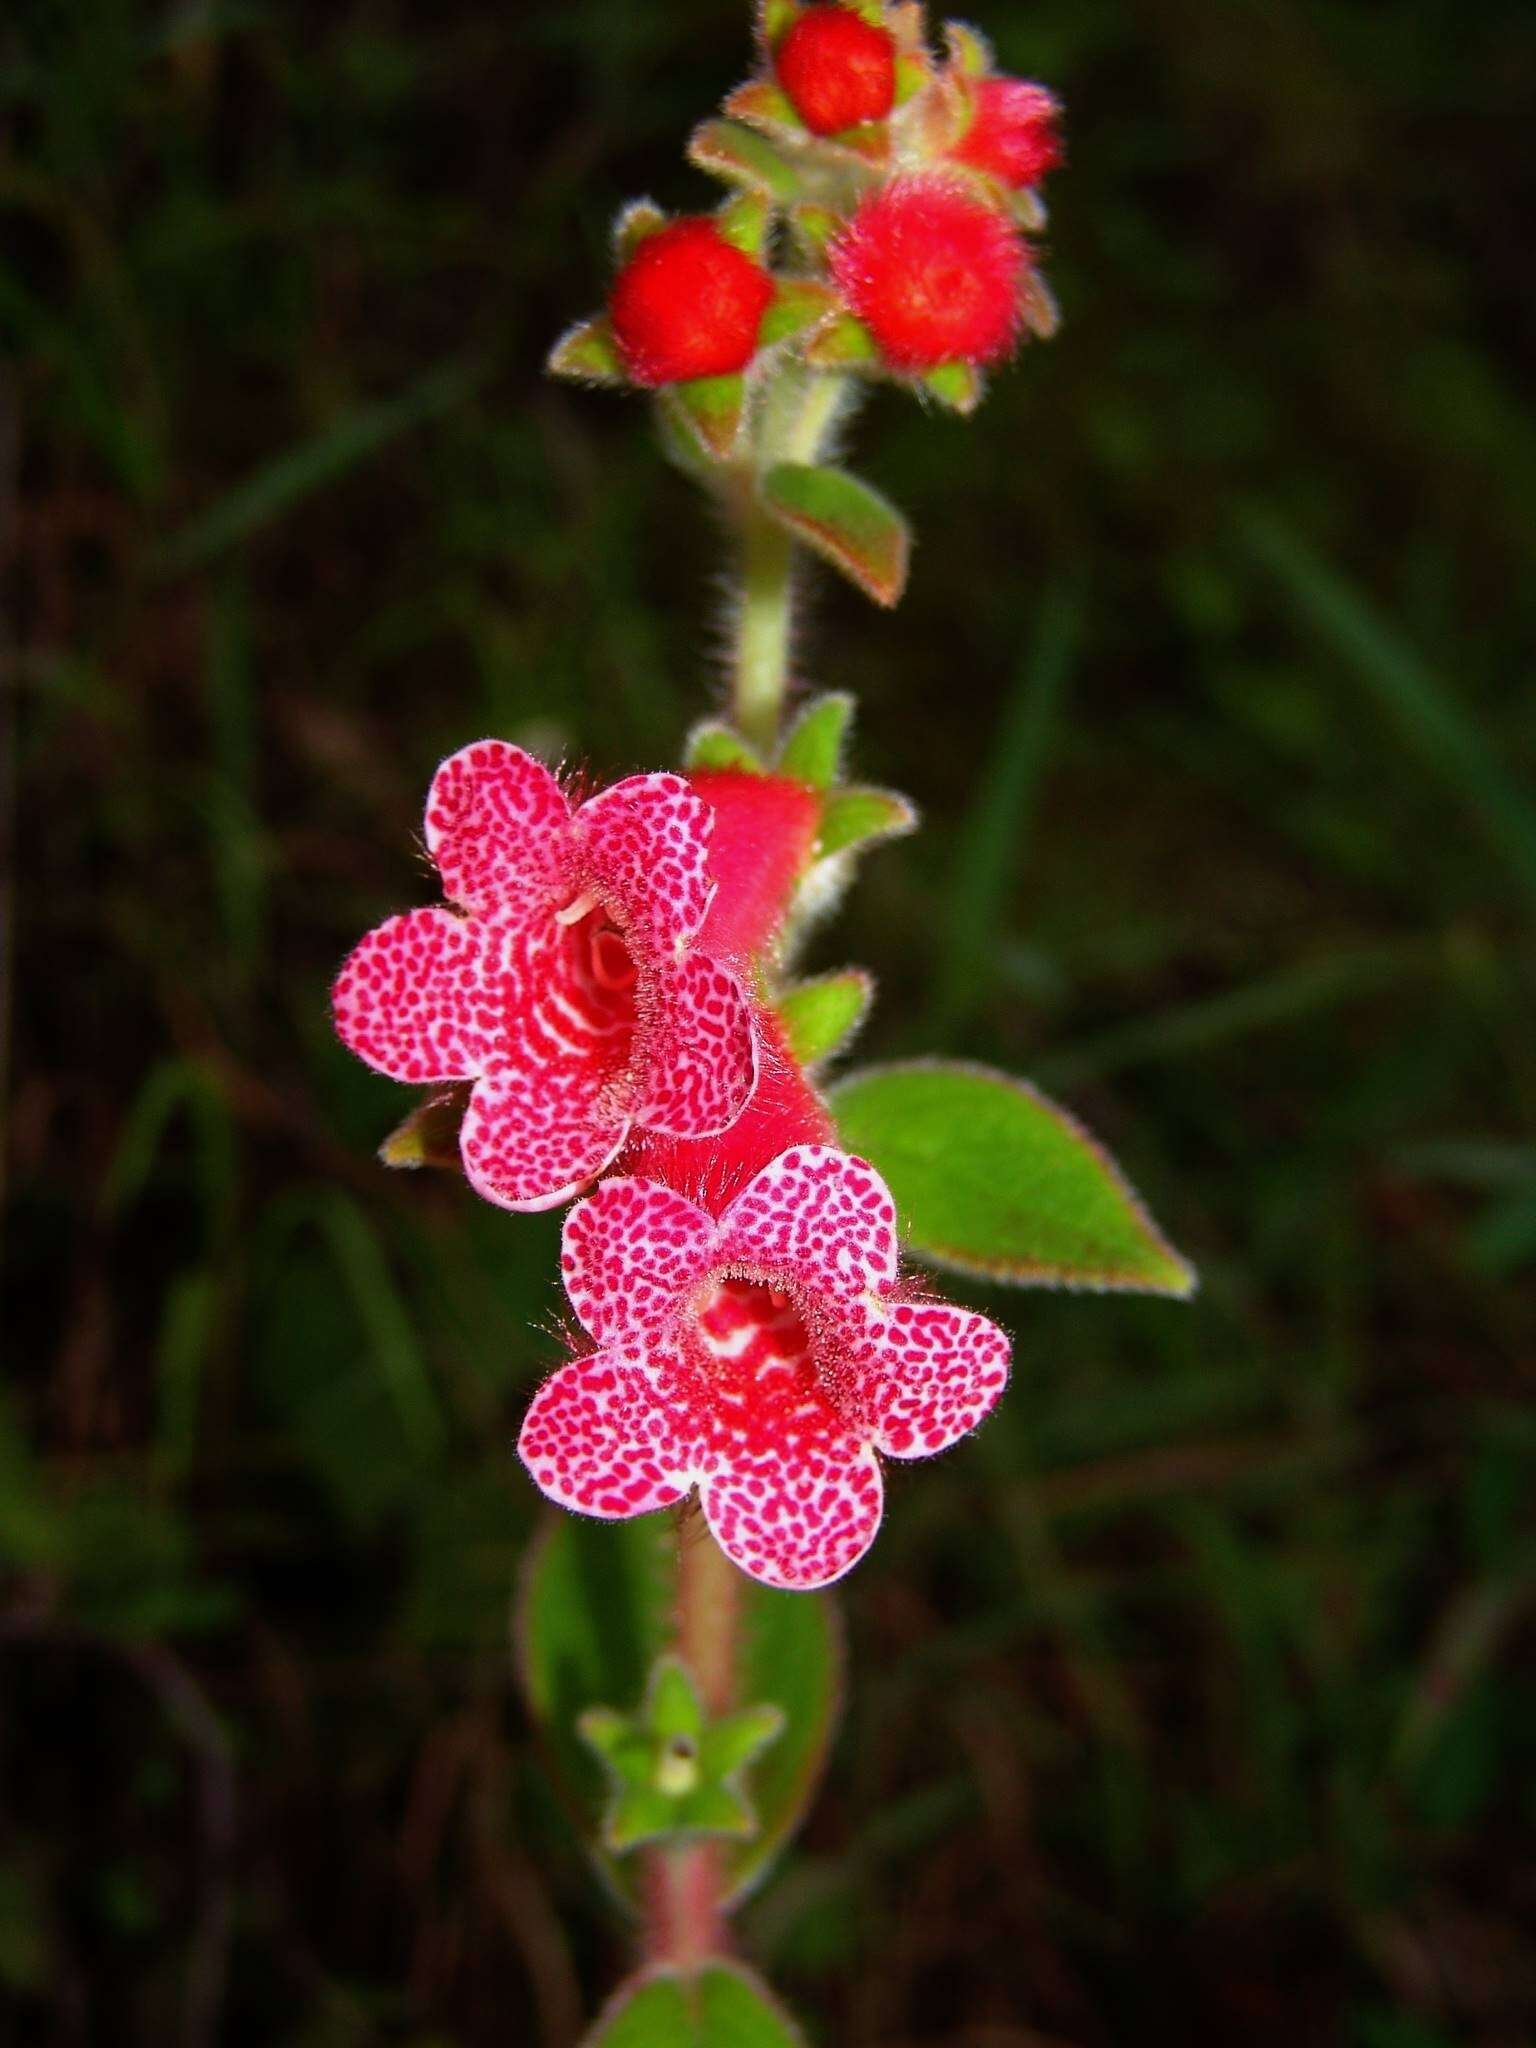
641,1503,740,1969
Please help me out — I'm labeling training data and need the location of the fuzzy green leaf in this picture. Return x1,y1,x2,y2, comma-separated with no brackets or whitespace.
829,1061,1198,1295
548,315,628,386
584,1963,807,2048
777,691,852,787
760,463,910,607
816,786,917,859
683,721,764,773
687,119,801,203
776,970,872,1069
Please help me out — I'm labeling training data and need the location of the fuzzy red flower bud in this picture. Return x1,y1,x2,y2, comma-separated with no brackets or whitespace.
609,219,775,387
774,4,897,137
953,77,1063,189
829,173,1028,371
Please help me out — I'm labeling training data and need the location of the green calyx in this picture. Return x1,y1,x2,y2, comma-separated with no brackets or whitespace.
579,1655,785,1855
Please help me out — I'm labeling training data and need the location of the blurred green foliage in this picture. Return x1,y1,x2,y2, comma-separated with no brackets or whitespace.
3,0,1534,2041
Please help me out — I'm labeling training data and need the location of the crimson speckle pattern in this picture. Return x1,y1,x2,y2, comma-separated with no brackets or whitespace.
518,1146,1012,1590
332,741,758,1211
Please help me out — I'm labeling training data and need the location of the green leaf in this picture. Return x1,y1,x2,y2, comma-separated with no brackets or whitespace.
829,1061,1197,1295
377,1088,466,1171
662,374,748,462
776,970,873,1069
760,463,910,607
585,1963,807,2048
548,315,629,386
687,119,801,204
759,279,837,349
777,691,852,787
815,785,917,858
683,720,764,773
517,1517,839,1903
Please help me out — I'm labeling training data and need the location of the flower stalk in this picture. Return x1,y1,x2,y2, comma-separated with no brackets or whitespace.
729,367,852,752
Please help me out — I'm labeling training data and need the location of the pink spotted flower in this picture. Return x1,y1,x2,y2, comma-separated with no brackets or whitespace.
333,742,758,1211
518,1147,1011,1590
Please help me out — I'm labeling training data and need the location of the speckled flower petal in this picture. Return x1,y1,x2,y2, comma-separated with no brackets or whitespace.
702,1436,884,1592
459,1068,627,1213
518,1349,693,1518
850,1298,1011,1458
686,1273,884,1591
718,1145,900,1296
561,1178,718,1347
331,907,502,1085
635,954,759,1140
425,740,573,921
575,772,716,957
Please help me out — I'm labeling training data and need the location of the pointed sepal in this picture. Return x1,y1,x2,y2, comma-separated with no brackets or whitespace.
945,19,994,78
1021,268,1061,338
801,312,881,370
759,277,838,349
725,76,803,139
684,720,766,773
687,117,803,203
760,462,910,608
788,202,841,261
662,373,749,463
378,1088,467,1171
758,0,799,43
578,1654,785,1855
777,690,852,788
816,784,918,858
717,190,773,260
921,359,986,414
612,199,667,263
777,969,873,1068
547,314,628,386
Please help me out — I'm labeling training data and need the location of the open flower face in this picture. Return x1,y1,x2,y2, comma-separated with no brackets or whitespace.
518,1147,1011,1590
332,742,759,1211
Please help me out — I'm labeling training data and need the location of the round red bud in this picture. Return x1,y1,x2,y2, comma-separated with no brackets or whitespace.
774,3,897,138
953,77,1063,189
829,174,1029,372
609,220,776,387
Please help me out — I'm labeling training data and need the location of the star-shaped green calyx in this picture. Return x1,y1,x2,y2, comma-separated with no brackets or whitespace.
577,1655,786,1855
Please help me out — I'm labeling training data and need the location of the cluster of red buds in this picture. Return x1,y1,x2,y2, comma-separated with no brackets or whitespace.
550,0,1062,441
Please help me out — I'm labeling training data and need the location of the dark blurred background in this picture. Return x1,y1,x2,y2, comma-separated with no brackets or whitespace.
4,0,1535,2041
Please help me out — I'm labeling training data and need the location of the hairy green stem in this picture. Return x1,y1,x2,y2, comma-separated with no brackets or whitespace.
730,369,851,755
